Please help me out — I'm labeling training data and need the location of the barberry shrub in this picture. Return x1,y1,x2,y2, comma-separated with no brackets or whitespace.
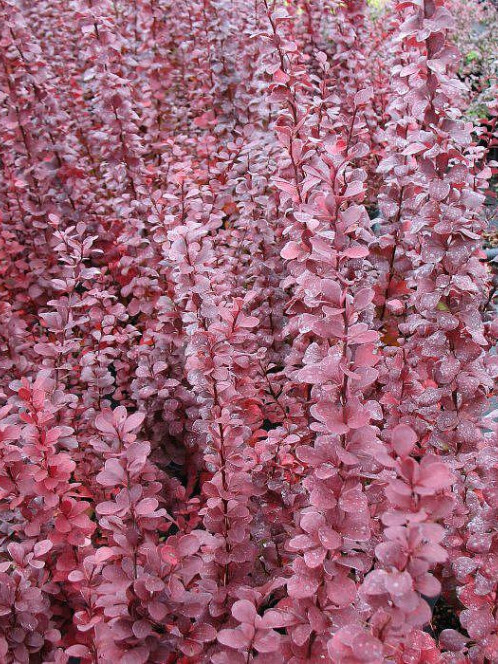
0,0,496,662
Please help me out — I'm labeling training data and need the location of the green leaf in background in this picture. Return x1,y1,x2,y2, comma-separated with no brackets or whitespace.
465,49,481,63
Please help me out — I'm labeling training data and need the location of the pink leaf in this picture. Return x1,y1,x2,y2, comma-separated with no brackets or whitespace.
66,645,91,657
343,181,364,199
121,647,149,664
218,627,251,649
95,412,116,434
254,629,280,653
354,87,373,107
96,458,125,487
122,411,146,434
343,246,369,259
438,630,467,652
135,497,159,516
96,501,119,515
232,599,256,624
391,424,417,457
317,527,341,550
417,459,453,493
310,402,349,434
281,241,303,260
287,574,319,599
177,534,200,557
33,540,53,557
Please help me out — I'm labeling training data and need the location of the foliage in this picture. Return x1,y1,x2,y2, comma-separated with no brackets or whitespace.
0,0,496,662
